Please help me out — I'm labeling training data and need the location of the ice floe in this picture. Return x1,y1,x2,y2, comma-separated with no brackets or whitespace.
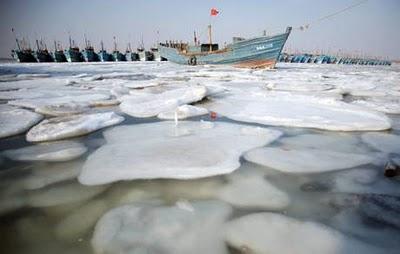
92,201,232,254
245,147,375,174
26,112,124,142
157,105,208,120
120,86,207,117
224,213,384,254
207,94,392,131
79,121,282,184
35,103,90,116
217,172,290,210
361,133,400,155
3,141,87,162
0,105,43,138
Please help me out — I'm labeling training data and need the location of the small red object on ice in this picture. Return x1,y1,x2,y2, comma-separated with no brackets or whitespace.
210,111,217,119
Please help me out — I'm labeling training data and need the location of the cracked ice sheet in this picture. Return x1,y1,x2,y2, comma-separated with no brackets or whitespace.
206,92,391,131
79,121,282,185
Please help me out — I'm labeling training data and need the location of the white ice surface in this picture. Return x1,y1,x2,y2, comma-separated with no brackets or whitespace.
92,201,232,254
157,104,208,120
207,94,392,131
0,105,43,138
3,141,87,162
224,213,384,254
361,132,400,155
79,121,282,184
35,103,90,116
120,86,207,117
245,147,375,174
26,112,124,142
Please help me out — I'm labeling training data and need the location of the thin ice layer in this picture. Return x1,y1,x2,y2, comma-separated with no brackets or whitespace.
3,141,87,162
92,201,232,254
26,112,124,142
79,121,282,184
0,105,43,138
245,147,374,173
224,213,384,254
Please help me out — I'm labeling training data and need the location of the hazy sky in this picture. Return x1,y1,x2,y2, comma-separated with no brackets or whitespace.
0,0,399,59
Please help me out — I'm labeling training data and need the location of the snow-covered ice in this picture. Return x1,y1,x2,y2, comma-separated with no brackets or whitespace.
26,112,124,142
157,104,208,120
79,121,282,184
0,105,43,138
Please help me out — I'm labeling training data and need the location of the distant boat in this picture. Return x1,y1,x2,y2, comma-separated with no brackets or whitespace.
125,43,140,61
98,40,113,62
33,39,54,62
10,29,37,62
112,36,126,61
150,47,166,61
52,41,67,62
82,35,99,62
64,36,84,62
159,26,291,68
137,47,154,61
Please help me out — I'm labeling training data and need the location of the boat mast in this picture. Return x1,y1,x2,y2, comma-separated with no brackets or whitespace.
11,28,21,51
101,40,104,51
84,34,88,48
35,39,40,51
54,40,57,51
68,34,72,48
208,25,212,52
113,36,117,52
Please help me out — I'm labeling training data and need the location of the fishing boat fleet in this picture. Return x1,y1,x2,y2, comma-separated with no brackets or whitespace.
11,33,163,63
279,53,392,66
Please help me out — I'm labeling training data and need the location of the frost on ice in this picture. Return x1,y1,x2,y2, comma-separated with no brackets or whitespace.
207,94,392,131
0,105,43,138
26,112,124,142
92,201,232,254
3,141,87,162
245,147,374,174
119,86,207,117
79,121,282,185
224,213,383,254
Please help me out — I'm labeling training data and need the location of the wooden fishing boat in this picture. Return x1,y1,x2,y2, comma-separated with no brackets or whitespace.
64,36,84,62
11,29,37,62
52,41,67,62
159,26,291,69
33,39,54,62
82,35,99,62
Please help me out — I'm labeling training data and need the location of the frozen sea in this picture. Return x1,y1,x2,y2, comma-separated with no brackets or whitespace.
0,61,399,254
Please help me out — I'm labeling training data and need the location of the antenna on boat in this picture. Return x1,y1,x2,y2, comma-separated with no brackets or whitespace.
193,31,197,45
11,28,21,50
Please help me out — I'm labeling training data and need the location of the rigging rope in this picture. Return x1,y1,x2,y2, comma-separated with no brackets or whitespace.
297,0,368,31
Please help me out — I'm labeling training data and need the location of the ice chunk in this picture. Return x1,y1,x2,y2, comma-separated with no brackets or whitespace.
79,121,282,184
92,201,232,254
3,141,87,162
26,112,124,142
208,95,391,131
0,105,43,138
352,97,400,114
224,213,383,254
35,103,89,116
217,172,290,210
158,105,208,120
9,93,110,110
266,82,333,92
120,86,207,118
361,133,400,155
245,147,374,174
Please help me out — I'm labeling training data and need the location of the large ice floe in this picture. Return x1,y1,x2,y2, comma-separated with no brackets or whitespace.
244,147,375,174
207,93,392,131
79,121,282,184
91,201,232,254
119,85,207,117
2,141,87,162
224,213,385,254
26,112,124,142
0,105,43,138
361,132,400,155
157,104,208,120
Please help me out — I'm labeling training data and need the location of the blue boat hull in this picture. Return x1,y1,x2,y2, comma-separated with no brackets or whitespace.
159,27,291,68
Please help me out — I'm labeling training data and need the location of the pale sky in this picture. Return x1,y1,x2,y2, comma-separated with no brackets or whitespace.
0,0,399,59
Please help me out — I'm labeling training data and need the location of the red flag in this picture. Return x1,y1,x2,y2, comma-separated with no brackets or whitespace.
210,8,219,16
